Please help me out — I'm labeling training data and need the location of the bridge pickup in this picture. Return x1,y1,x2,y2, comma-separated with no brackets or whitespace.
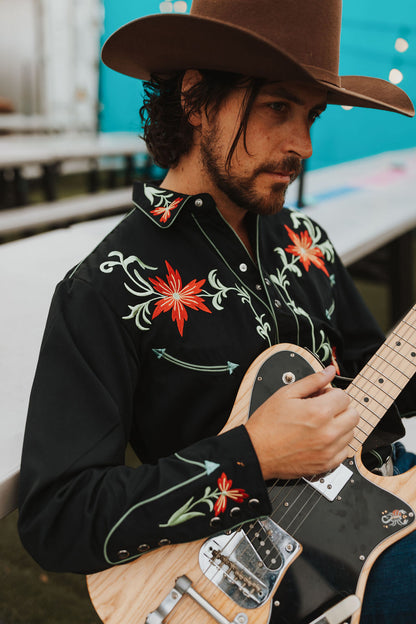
199,518,301,610
304,463,353,502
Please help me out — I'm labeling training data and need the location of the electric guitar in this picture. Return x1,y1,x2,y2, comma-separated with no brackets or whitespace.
87,305,416,624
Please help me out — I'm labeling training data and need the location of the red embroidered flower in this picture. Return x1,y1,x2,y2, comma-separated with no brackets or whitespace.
331,346,341,375
284,225,329,277
214,472,249,516
149,261,211,336
150,197,183,223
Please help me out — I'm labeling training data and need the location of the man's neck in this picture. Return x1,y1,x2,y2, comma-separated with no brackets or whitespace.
161,159,255,259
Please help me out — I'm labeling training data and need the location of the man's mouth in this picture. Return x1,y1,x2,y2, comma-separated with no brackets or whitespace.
263,170,295,183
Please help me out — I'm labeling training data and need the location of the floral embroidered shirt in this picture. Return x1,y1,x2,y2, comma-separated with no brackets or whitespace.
18,182,410,574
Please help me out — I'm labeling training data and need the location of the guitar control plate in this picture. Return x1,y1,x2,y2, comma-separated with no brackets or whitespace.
303,463,353,502
199,517,301,609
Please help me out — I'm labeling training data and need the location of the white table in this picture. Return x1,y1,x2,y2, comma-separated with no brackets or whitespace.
0,131,147,168
0,131,148,205
1,148,416,519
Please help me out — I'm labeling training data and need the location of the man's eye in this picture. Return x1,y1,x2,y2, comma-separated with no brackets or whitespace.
269,102,287,112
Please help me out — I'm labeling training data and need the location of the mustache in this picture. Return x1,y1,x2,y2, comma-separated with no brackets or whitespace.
255,156,303,181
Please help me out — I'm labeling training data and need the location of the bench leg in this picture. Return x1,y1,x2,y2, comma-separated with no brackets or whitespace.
88,158,100,193
13,167,29,206
124,155,134,186
42,163,60,202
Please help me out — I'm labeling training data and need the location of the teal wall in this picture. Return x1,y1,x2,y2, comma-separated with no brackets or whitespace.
99,1,191,134
99,1,416,170
310,1,416,169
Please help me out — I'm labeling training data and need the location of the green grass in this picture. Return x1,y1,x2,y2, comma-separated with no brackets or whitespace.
0,511,100,624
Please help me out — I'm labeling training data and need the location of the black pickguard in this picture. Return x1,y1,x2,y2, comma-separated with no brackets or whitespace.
249,350,415,624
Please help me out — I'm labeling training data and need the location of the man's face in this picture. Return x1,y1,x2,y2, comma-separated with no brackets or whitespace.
198,80,327,215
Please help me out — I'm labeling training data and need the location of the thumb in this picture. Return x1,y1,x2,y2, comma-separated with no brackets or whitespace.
288,365,336,399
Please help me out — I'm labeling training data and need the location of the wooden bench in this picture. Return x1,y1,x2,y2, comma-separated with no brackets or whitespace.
1,148,416,520
0,187,133,242
0,132,149,206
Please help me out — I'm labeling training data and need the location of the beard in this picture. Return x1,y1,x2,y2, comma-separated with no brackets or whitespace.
200,125,302,216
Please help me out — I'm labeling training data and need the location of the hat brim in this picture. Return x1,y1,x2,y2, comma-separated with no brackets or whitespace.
102,14,414,117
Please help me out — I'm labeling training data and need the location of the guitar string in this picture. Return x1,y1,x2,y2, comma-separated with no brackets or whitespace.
194,378,382,593
356,369,396,401
192,476,318,607
188,327,416,608
198,470,331,598
384,338,416,366
348,381,386,414
370,353,413,379
366,361,408,388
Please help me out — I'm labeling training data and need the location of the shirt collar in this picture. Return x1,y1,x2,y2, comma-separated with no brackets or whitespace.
132,181,209,228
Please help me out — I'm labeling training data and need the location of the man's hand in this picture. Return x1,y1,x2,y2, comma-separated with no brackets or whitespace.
245,366,359,480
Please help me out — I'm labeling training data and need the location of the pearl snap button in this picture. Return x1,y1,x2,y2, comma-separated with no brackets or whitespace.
210,516,222,528
239,263,248,272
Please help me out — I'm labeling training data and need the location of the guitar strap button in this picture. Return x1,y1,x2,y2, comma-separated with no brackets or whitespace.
210,516,222,529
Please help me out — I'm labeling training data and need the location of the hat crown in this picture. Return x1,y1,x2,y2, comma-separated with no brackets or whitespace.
190,0,342,84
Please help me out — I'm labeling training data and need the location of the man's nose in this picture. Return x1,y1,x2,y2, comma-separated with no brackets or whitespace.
283,122,313,160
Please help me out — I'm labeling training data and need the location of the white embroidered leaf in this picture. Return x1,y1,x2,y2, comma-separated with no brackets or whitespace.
163,511,206,526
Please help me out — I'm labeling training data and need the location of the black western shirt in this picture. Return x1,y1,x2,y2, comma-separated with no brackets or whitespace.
18,182,412,573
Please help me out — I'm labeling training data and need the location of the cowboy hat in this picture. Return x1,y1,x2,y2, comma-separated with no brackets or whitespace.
102,0,414,117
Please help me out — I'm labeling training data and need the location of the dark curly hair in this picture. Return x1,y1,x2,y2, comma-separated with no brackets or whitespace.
139,70,265,170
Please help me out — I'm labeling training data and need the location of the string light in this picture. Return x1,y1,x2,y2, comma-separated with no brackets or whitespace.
341,106,354,111
389,68,404,84
159,1,188,12
395,37,409,53
173,1,188,12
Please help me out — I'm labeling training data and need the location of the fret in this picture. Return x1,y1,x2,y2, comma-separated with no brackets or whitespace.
402,316,416,328
345,304,416,454
381,341,416,372
374,343,414,377
352,370,395,406
367,357,410,388
348,381,387,418
392,323,416,344
387,336,416,367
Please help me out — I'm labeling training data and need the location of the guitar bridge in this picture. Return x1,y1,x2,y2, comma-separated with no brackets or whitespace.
146,575,248,624
199,517,301,609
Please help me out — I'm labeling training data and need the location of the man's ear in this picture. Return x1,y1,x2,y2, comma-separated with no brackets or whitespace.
181,69,203,127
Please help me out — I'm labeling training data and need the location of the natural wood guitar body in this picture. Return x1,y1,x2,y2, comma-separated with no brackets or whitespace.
88,335,416,624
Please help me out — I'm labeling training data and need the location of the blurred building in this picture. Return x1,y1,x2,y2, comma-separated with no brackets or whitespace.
0,0,415,169
0,0,102,131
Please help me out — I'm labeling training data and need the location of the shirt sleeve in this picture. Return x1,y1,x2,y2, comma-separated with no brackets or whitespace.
18,277,270,574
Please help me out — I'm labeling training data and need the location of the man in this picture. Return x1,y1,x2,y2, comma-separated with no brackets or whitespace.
18,1,416,622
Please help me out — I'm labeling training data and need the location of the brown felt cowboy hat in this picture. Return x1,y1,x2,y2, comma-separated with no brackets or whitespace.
102,0,414,117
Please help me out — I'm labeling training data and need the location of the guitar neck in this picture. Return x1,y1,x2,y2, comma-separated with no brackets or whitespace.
346,304,416,453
